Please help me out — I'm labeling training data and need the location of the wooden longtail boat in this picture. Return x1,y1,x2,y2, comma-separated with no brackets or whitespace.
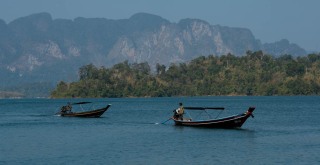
171,106,255,128
56,102,111,118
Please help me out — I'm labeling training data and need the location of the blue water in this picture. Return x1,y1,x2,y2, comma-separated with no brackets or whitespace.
1,96,319,164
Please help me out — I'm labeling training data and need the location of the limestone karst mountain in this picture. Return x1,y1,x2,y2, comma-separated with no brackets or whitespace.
0,12,307,97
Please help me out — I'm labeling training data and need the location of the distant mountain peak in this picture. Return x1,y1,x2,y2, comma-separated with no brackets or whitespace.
263,39,306,56
127,12,170,32
9,12,52,24
130,12,165,20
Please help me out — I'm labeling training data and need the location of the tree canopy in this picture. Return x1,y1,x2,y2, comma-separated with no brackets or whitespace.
51,51,320,98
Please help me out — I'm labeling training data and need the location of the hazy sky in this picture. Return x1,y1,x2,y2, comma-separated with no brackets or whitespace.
0,0,319,51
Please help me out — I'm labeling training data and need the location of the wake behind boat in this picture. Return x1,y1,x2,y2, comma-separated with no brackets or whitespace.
168,103,255,128
56,102,111,118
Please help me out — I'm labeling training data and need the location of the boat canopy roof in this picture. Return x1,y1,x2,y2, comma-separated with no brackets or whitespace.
184,107,225,110
71,102,92,105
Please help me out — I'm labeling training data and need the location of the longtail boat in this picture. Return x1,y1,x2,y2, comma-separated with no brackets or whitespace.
56,102,111,118
171,106,255,128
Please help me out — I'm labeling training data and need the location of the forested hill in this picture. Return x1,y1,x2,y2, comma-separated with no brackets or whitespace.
51,51,320,98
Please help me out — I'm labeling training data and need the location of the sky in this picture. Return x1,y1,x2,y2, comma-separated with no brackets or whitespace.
0,0,319,52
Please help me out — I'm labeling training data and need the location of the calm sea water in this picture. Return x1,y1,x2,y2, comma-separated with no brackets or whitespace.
0,96,319,164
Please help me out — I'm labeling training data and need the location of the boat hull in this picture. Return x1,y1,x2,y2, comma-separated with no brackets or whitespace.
172,107,255,128
59,104,111,118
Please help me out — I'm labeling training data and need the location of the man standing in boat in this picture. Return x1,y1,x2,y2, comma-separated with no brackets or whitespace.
173,102,184,120
61,102,72,113
66,102,72,112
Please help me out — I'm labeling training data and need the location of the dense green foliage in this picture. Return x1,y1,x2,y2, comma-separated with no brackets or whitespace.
51,51,320,98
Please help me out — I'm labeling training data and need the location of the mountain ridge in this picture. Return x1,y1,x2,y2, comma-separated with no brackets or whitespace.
0,12,308,97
